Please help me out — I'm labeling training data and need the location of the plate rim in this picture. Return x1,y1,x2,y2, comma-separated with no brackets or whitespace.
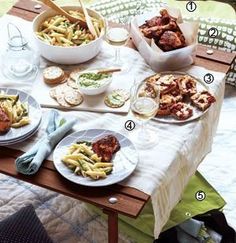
53,128,139,187
0,87,42,141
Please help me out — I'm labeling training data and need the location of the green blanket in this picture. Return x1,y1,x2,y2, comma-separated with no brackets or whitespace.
88,171,225,242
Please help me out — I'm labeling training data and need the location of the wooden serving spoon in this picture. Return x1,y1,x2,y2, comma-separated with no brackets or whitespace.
97,68,121,74
76,68,121,79
39,0,87,28
78,0,98,38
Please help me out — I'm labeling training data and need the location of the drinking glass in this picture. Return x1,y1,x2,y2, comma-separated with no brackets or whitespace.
105,24,130,71
129,80,160,148
1,23,38,82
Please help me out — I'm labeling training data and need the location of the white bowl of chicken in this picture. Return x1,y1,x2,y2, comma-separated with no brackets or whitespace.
130,7,199,72
33,6,105,64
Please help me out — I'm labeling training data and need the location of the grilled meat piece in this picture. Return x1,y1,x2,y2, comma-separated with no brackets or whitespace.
0,107,11,134
92,135,120,162
170,102,193,120
190,91,216,111
158,30,185,51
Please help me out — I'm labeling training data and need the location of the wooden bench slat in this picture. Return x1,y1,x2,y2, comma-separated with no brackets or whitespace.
0,147,149,201
196,45,235,66
0,152,146,218
8,8,38,21
14,0,47,14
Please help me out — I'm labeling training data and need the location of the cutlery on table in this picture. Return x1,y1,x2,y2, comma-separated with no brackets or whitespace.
78,0,98,38
39,0,87,28
97,68,121,74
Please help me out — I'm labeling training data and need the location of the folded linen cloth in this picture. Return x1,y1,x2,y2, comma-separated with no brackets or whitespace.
177,218,216,243
15,110,76,175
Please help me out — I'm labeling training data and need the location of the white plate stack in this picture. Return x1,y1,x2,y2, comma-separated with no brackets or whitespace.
0,88,42,146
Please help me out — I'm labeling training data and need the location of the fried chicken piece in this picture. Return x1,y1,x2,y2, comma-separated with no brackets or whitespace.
140,12,178,39
139,9,186,52
0,107,11,134
158,31,185,51
92,135,120,162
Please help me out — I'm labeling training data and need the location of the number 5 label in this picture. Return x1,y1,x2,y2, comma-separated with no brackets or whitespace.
195,190,206,201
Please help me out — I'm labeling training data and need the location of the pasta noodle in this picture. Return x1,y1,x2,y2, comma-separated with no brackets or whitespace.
36,10,104,47
62,142,113,180
0,91,30,128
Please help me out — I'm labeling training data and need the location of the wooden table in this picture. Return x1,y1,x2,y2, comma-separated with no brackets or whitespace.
1,1,235,242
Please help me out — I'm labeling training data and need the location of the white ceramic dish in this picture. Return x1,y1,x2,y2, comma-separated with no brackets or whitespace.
77,71,112,95
53,129,139,187
32,6,105,64
0,88,42,144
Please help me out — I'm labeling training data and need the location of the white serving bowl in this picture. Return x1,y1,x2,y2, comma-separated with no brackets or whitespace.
77,72,112,96
32,6,105,64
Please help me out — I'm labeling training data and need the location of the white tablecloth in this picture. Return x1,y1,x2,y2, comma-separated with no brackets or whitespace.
0,15,226,238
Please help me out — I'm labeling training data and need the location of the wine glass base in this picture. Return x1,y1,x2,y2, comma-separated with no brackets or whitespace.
2,65,38,82
130,126,158,149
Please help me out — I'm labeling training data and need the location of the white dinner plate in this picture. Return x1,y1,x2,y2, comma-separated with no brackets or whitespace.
0,118,41,146
0,88,42,143
53,129,139,187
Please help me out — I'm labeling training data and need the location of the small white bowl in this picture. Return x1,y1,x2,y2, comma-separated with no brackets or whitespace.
77,72,112,96
32,6,105,65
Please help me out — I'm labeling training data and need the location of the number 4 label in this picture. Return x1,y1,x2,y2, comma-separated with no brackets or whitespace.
125,120,135,131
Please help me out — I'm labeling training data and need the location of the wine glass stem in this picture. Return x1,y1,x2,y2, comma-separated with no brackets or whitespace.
139,121,147,139
114,47,121,64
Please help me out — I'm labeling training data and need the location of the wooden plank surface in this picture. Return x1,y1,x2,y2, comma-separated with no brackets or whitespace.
14,0,48,13
0,147,149,202
0,148,148,218
196,45,235,66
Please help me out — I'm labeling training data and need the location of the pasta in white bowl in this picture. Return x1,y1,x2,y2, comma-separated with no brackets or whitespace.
32,6,105,64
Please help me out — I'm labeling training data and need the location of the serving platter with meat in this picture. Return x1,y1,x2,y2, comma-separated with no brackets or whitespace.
53,129,139,186
139,72,216,124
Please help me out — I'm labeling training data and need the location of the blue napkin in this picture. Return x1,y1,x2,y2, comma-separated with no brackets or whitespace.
15,110,76,175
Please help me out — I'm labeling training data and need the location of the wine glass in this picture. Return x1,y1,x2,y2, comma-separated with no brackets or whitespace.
105,23,130,71
129,80,160,148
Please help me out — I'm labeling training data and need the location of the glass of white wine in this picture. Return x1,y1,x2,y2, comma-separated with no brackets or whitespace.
106,25,130,70
129,80,160,148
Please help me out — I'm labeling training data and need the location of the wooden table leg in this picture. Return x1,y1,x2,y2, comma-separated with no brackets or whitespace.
103,210,118,243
